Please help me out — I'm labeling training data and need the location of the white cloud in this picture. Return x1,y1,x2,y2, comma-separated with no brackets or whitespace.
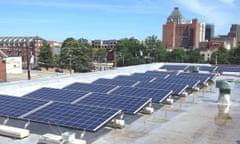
218,0,236,6
175,0,235,35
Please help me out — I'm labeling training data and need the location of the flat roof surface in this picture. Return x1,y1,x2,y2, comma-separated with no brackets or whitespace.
0,63,240,144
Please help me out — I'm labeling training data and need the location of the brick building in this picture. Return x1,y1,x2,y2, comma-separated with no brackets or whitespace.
0,50,7,81
163,18,200,49
229,24,240,43
91,40,118,62
163,7,200,49
47,41,62,56
91,40,118,49
211,35,237,49
0,36,45,68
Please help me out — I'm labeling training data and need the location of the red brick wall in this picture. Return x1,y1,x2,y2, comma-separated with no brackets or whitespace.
192,19,200,49
162,19,200,49
0,57,6,81
163,22,176,48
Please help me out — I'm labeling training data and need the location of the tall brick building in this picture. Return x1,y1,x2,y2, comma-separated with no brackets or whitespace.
162,7,200,49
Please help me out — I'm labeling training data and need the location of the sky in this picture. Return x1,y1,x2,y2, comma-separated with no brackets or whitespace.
0,0,239,42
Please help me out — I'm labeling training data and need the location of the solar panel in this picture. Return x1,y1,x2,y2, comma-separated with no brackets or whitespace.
109,86,172,103
132,73,168,79
23,87,89,103
24,103,121,132
77,93,151,114
145,71,178,77
114,75,157,82
177,73,215,83
195,73,217,81
216,66,240,72
0,94,48,118
92,78,137,87
199,66,216,71
153,78,200,89
63,82,117,93
160,65,188,70
135,82,188,95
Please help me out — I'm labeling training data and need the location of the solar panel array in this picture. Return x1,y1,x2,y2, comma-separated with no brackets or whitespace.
0,95,48,117
109,86,172,103
135,82,188,95
145,71,178,76
77,93,151,114
24,103,121,131
24,87,89,103
160,65,188,70
0,65,220,132
216,66,240,72
160,64,240,73
0,94,121,132
132,72,170,78
198,66,216,72
153,78,200,89
114,75,158,82
92,78,137,87
63,82,117,93
91,71,199,95
177,72,216,84
23,87,152,115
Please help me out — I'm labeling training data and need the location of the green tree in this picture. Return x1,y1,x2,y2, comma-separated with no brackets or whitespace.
38,43,55,70
229,45,240,64
145,35,166,62
210,47,229,64
60,37,94,72
94,48,107,63
115,37,145,66
54,54,61,67
185,49,203,63
166,48,186,62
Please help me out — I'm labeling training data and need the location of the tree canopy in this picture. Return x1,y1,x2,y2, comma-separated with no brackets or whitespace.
229,45,240,64
210,47,230,64
94,48,107,63
60,37,94,72
115,37,145,66
37,36,240,73
38,42,55,70
144,35,166,62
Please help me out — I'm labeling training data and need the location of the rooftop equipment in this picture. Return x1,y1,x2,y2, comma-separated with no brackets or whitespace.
216,80,235,105
0,125,30,139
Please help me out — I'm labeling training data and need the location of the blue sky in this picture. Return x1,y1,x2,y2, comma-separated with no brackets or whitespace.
0,0,239,42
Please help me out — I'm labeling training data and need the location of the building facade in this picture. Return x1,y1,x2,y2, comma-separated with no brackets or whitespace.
199,23,206,42
163,7,200,49
91,40,118,49
0,50,7,81
0,36,45,68
200,49,217,62
205,24,215,41
47,41,62,56
229,24,240,43
163,18,200,49
91,40,118,62
211,35,237,50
